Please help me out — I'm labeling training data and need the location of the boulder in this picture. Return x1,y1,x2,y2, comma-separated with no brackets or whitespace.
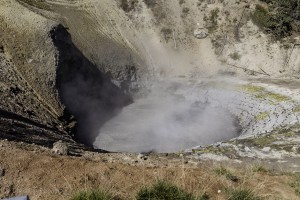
193,28,208,39
52,140,69,155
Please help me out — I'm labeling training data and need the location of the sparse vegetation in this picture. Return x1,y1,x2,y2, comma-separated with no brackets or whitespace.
290,175,300,196
240,85,290,102
161,27,173,42
240,85,265,93
293,105,300,113
143,0,157,8
227,188,261,200
255,111,269,121
255,92,290,102
214,166,239,182
136,181,197,200
204,8,220,33
229,52,241,60
253,165,270,173
179,0,185,6
119,0,138,13
182,7,190,18
70,190,119,200
253,135,275,147
252,0,300,39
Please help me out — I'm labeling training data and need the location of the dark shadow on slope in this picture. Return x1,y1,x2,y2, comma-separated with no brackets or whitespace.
50,24,133,147
0,112,69,148
0,109,59,133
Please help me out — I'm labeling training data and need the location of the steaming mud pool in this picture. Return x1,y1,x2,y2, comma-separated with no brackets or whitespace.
93,78,300,153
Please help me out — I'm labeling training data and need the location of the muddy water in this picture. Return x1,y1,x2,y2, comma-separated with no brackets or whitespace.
93,79,241,153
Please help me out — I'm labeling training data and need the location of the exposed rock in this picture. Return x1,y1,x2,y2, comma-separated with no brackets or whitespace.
244,146,251,152
262,147,271,152
137,153,148,160
0,168,5,177
52,140,68,155
193,28,208,39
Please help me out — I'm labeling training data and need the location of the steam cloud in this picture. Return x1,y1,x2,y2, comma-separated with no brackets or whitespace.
93,79,240,153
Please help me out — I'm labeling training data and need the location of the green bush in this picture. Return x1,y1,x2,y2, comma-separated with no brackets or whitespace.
70,190,119,200
205,8,220,33
251,5,272,29
136,181,197,200
229,52,241,60
252,0,300,39
119,0,138,13
228,189,261,200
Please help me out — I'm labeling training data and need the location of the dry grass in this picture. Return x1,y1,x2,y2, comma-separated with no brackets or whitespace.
0,140,298,199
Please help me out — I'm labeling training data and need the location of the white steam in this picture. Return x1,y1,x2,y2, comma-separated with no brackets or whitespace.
93,79,240,153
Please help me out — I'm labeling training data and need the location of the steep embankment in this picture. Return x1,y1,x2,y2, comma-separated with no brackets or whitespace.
36,0,300,78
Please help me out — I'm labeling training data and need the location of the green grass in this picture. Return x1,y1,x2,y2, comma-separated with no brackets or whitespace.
252,165,269,173
253,135,276,147
263,93,289,102
255,112,269,121
70,190,118,200
239,85,265,93
214,166,239,182
239,85,290,102
290,175,300,196
228,188,261,200
136,181,197,200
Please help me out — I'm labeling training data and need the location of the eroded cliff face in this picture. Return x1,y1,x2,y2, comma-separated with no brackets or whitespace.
27,0,298,79
0,0,299,149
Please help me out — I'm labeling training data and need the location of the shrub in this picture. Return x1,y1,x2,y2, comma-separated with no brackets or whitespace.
179,0,185,6
70,190,119,200
161,27,173,42
251,5,272,30
136,181,196,200
119,0,138,13
143,0,157,8
252,0,300,39
228,189,261,200
229,52,241,60
205,8,220,33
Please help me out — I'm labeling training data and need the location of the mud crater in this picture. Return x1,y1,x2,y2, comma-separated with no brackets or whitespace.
93,79,243,153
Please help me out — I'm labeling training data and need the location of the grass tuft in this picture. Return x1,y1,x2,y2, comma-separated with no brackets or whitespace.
70,190,118,200
228,188,261,200
290,175,300,196
214,166,239,182
252,165,269,173
253,135,275,147
136,181,196,200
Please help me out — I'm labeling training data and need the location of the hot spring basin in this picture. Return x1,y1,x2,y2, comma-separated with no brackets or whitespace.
93,79,241,153
93,78,300,153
